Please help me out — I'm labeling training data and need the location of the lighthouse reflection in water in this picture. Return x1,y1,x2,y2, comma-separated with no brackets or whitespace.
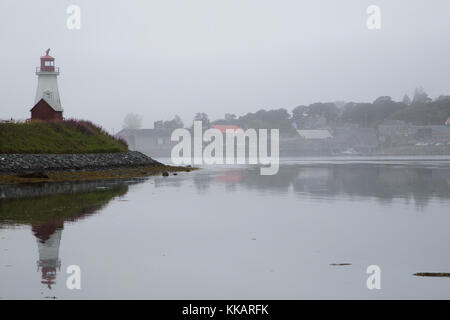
33,222,63,289
0,180,131,291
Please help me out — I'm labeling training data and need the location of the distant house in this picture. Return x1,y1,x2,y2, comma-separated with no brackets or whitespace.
31,98,63,121
333,127,378,153
426,125,450,142
378,120,409,135
378,120,412,145
116,125,247,158
415,127,432,140
115,128,175,157
378,118,450,146
212,125,244,133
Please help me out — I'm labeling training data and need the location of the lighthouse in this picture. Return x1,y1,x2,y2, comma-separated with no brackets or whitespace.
30,49,64,121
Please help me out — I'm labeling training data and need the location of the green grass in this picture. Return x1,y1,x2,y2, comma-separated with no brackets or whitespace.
0,120,128,154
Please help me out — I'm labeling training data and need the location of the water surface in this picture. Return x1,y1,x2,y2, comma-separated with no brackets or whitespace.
1,157,450,299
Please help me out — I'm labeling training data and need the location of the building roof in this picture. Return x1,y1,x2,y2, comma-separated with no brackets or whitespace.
30,98,63,113
43,98,63,112
297,129,332,140
212,125,244,133
41,49,54,60
41,54,54,60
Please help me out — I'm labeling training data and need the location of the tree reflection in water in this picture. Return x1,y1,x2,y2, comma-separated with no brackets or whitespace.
199,163,450,207
0,180,132,289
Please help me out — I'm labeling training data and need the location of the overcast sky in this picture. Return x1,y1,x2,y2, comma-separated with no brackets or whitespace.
1,0,449,132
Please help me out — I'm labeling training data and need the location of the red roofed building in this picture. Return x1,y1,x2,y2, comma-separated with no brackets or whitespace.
212,125,244,133
446,117,450,126
31,98,63,121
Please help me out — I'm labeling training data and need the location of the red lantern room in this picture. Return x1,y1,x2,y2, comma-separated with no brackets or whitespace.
40,48,55,72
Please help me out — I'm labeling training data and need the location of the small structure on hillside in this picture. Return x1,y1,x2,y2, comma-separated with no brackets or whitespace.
30,49,63,121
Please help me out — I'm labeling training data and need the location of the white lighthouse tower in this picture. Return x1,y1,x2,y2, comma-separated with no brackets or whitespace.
31,49,63,120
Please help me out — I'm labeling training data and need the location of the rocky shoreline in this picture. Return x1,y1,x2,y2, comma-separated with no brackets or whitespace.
0,151,162,174
0,151,196,184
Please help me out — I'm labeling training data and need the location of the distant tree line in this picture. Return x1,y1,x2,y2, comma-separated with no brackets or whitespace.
210,87,450,132
126,87,450,132
154,115,184,130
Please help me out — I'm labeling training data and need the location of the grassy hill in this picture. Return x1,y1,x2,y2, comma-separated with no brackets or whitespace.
0,120,128,154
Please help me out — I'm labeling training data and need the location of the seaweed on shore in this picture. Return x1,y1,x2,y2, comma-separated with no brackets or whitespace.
0,165,196,185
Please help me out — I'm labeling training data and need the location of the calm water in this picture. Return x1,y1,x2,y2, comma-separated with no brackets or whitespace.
1,157,450,299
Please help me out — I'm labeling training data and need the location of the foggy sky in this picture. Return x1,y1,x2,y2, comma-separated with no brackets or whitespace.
1,0,449,133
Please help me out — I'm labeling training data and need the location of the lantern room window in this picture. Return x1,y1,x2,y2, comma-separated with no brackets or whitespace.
44,61,54,67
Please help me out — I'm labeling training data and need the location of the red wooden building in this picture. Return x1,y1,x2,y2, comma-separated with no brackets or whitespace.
31,98,63,121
